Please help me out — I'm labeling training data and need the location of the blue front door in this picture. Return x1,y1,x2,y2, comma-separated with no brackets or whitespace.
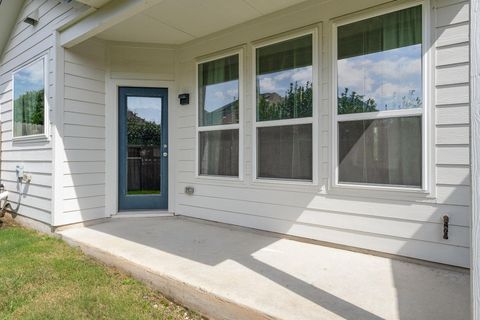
118,87,168,210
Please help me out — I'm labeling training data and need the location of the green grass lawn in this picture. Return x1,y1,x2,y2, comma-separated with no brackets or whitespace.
0,220,204,320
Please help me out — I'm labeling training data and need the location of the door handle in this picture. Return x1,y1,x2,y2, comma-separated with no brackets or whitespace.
163,152,168,157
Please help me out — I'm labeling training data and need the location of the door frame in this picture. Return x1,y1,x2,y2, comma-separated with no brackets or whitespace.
105,78,176,216
118,86,169,210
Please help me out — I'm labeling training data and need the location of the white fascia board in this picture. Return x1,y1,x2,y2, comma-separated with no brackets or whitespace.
59,0,164,48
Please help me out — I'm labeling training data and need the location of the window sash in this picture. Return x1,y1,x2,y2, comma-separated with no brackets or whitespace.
338,116,423,187
257,123,313,180
333,3,427,191
12,56,47,138
196,49,243,179
253,29,317,183
198,54,240,127
255,34,314,122
198,129,240,177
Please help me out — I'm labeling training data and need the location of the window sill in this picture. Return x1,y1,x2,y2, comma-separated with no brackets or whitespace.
195,175,244,183
253,177,317,187
327,183,435,202
12,134,50,144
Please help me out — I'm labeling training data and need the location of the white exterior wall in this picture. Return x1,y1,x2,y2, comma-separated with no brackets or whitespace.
0,0,86,225
55,38,107,225
55,41,176,225
104,42,176,217
0,0,471,267
172,0,471,267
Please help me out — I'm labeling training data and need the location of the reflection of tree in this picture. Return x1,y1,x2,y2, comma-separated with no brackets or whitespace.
259,81,312,121
399,90,422,110
338,88,377,114
127,111,161,146
14,89,44,125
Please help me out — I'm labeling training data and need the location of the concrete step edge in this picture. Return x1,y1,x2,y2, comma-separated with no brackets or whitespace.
59,233,278,320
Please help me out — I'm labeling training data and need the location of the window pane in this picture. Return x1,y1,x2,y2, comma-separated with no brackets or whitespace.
256,34,313,121
199,129,239,176
13,59,45,137
257,124,312,180
198,55,239,126
127,97,162,195
338,116,422,187
337,6,422,114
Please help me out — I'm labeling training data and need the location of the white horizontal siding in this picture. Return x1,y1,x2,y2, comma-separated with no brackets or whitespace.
171,0,472,267
437,145,470,165
433,0,471,213
436,105,470,125
176,204,469,267
59,38,107,225
0,0,86,224
436,43,469,66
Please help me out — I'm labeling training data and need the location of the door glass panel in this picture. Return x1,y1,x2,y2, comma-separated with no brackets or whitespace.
126,96,162,195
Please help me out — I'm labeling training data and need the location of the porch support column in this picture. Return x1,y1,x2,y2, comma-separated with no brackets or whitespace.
471,0,480,318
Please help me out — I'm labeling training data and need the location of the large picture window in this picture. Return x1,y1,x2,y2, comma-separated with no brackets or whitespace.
198,53,241,177
255,33,314,181
13,57,46,138
335,5,424,188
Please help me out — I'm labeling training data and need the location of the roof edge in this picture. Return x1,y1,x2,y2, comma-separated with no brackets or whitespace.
0,0,25,59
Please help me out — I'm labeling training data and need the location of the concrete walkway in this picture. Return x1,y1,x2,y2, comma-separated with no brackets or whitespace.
58,216,469,320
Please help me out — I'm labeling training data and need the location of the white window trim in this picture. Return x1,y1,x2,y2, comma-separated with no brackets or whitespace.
252,27,319,186
195,48,244,181
12,55,50,142
330,0,434,196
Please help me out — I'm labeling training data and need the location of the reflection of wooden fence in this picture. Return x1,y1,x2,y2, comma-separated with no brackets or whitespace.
127,146,160,192
14,123,44,136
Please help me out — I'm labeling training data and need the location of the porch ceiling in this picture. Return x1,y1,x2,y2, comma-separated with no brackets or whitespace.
95,0,310,44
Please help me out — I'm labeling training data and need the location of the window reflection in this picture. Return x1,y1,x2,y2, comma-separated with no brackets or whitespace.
13,59,45,137
256,34,313,121
203,80,238,126
337,5,423,114
337,45,422,113
126,96,162,195
198,55,239,126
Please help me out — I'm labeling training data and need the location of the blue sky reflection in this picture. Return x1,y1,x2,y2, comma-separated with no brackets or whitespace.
337,44,422,111
14,59,44,100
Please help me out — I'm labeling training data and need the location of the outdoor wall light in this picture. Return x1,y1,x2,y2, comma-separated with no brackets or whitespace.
178,93,190,105
23,9,39,26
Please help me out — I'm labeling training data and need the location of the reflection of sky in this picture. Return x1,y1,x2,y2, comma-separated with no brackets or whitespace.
127,96,162,124
258,65,312,96
203,80,238,112
338,45,422,110
14,59,44,99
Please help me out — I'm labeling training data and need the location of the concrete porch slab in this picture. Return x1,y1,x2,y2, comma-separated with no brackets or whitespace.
58,216,469,320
